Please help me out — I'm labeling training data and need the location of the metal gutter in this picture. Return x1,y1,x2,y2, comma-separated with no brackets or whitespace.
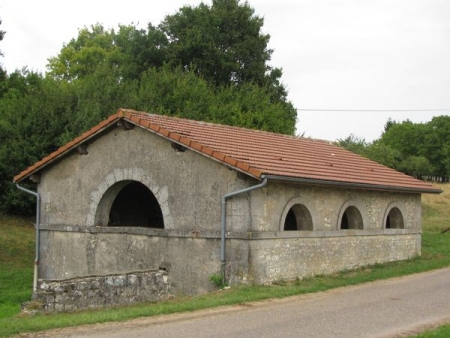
220,176,268,281
264,175,442,194
16,184,41,293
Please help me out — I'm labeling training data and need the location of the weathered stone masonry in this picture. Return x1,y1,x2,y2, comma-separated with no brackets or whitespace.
31,270,170,312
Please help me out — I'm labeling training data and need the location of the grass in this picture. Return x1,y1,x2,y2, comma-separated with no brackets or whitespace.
0,214,34,320
1,183,450,337
413,324,450,337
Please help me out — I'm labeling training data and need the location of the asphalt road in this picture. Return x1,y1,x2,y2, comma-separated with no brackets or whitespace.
23,267,450,338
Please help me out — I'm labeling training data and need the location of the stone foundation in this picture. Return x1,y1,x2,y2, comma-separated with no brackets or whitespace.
29,270,171,312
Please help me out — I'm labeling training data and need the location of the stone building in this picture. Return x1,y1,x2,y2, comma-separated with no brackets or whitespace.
14,109,440,311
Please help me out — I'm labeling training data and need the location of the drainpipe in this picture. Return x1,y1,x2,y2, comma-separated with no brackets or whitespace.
221,176,267,280
16,184,40,293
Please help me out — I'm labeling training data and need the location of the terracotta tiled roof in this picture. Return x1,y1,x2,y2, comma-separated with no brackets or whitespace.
14,109,441,193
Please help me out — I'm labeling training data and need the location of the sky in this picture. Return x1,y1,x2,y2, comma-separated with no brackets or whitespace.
1,0,449,142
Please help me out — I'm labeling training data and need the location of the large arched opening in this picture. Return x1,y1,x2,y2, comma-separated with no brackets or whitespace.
95,180,164,228
109,181,164,228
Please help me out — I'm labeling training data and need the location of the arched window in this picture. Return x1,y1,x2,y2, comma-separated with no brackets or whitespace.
340,206,364,230
108,181,164,228
385,207,404,229
284,204,313,231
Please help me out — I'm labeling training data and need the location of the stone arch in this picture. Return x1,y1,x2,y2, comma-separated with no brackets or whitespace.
383,202,405,229
338,200,364,230
280,197,314,231
86,168,173,228
108,181,164,227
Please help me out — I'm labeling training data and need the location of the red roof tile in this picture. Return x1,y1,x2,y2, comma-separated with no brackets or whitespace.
14,109,441,194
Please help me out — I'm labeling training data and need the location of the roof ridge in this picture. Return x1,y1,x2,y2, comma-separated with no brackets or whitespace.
124,109,346,147
123,109,311,142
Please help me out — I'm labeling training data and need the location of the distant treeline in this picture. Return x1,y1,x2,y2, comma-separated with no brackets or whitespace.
337,116,450,183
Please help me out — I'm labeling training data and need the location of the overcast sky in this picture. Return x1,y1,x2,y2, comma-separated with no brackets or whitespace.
1,0,449,142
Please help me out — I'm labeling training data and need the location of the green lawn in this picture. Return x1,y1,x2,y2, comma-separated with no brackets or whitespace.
1,183,450,337
0,214,34,320
413,324,450,338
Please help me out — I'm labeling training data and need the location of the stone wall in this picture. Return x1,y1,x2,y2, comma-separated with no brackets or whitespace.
241,231,420,285
31,270,171,312
38,226,223,296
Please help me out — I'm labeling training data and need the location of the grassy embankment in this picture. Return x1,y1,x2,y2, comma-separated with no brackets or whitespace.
1,183,450,337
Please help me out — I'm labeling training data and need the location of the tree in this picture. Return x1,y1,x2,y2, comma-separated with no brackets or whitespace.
133,65,296,134
158,0,295,132
45,1,296,134
0,68,79,213
0,19,7,92
337,135,401,169
364,141,400,170
160,0,273,87
47,24,123,81
397,156,433,179
47,1,294,115
420,116,450,179
47,24,169,83
337,135,368,156
379,120,424,159
373,116,450,180
0,19,5,58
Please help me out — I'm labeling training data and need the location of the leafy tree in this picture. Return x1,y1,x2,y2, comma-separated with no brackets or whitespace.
0,69,76,213
213,82,296,133
379,120,425,159
337,135,401,170
0,19,4,60
160,0,272,86
0,19,7,94
47,23,169,83
339,117,450,181
46,1,296,131
397,156,433,179
48,24,121,81
133,65,296,134
45,2,297,134
420,116,450,178
337,135,368,156
378,117,450,180
365,141,401,169
119,23,168,80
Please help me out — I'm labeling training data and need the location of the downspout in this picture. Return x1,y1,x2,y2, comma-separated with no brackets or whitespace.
221,176,268,280
16,184,40,293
